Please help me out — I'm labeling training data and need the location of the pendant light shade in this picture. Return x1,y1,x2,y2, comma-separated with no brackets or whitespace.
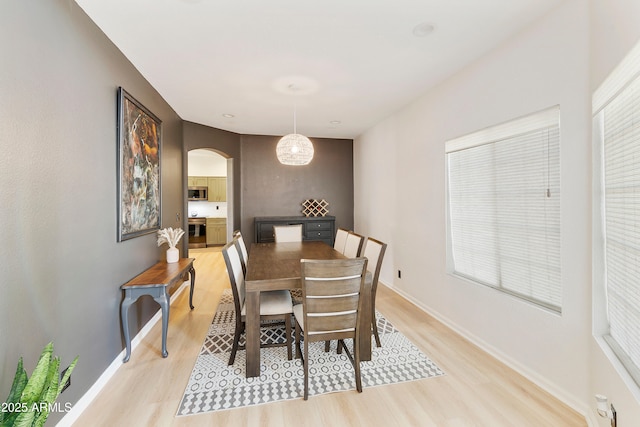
276,103,314,165
276,133,314,165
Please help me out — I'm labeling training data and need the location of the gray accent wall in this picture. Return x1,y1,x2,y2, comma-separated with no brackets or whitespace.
240,135,354,241
1,1,184,423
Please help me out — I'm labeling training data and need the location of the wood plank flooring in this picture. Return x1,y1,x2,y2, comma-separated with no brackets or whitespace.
73,248,587,426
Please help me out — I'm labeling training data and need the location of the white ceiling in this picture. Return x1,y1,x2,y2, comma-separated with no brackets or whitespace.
74,0,565,139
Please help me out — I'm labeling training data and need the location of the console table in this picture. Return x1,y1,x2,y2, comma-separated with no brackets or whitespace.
254,215,336,246
120,258,195,363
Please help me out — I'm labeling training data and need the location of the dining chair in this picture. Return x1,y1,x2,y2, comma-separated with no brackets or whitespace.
273,224,303,243
293,257,368,400
322,231,363,353
222,239,293,365
343,231,364,258
233,230,249,275
362,237,388,347
333,227,350,253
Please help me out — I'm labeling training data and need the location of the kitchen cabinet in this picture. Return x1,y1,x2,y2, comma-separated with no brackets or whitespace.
254,216,335,246
207,177,226,202
188,176,208,187
206,218,226,245
188,176,226,201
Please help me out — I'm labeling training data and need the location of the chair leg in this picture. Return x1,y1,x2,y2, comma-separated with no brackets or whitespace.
285,314,292,360
372,317,381,348
354,336,362,393
303,336,309,400
324,340,330,352
228,320,244,365
295,322,302,359
338,339,362,393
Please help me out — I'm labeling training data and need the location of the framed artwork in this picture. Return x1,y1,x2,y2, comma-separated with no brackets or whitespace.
117,87,162,241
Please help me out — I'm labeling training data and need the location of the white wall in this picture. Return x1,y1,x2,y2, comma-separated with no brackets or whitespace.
188,148,227,176
589,1,640,426
355,0,594,417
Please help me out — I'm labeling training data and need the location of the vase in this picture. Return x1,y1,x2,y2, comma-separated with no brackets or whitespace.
166,247,179,263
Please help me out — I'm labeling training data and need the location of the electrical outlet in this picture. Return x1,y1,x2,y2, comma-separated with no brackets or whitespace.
610,404,616,427
60,366,71,394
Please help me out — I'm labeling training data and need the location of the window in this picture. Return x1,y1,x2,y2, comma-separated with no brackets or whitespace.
594,39,640,386
446,106,561,312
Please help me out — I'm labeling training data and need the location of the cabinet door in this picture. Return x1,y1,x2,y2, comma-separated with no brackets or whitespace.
191,176,208,186
208,177,227,202
206,219,227,245
189,176,208,186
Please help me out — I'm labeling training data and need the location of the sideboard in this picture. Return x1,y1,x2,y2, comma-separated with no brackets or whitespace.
254,216,336,246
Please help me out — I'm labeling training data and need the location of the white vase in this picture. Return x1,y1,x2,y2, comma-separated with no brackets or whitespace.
166,247,179,263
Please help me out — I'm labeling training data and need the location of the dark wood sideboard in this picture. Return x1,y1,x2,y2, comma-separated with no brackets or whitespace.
254,215,336,246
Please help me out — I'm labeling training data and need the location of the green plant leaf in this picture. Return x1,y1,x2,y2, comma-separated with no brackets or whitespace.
31,408,48,427
39,357,60,403
4,358,28,404
33,356,62,427
11,410,35,427
19,343,53,404
0,412,18,427
57,356,78,396
0,358,28,424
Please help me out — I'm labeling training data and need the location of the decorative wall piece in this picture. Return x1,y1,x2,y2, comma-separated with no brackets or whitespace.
117,87,162,241
302,199,329,217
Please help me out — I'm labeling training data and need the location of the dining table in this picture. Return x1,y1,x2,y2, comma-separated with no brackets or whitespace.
244,240,372,378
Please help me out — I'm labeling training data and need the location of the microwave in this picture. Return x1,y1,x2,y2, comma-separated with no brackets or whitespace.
188,186,208,201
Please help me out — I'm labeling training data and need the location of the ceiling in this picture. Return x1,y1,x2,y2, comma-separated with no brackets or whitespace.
74,0,565,139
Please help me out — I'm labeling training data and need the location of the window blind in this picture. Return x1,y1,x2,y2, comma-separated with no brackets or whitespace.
446,106,561,311
597,49,640,385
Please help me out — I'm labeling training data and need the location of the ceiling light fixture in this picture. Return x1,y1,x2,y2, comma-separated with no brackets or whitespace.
222,113,234,118
276,103,314,166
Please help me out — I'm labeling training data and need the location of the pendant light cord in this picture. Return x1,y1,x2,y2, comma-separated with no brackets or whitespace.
293,103,297,134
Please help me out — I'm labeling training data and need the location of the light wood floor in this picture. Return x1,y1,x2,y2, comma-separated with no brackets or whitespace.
73,248,587,426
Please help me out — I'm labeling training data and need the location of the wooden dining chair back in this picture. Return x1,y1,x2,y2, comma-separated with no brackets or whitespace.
362,237,388,347
333,227,350,253
273,224,303,243
233,230,249,275
293,257,368,400
222,240,293,365
343,232,364,258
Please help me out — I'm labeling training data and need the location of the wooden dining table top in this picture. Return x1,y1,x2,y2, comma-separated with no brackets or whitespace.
245,241,347,291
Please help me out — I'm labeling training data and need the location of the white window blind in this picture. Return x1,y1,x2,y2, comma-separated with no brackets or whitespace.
446,106,561,311
595,38,640,386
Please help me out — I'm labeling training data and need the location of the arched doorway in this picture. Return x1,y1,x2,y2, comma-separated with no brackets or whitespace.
186,149,234,251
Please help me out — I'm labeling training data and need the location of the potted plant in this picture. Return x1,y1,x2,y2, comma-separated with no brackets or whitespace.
157,227,185,263
0,343,78,427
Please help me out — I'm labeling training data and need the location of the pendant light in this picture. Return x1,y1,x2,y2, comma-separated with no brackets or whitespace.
276,104,314,165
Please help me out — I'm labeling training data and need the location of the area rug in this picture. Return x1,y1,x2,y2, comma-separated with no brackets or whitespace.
177,290,444,416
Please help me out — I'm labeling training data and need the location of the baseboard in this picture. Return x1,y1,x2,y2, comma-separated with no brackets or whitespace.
56,281,189,427
380,280,594,426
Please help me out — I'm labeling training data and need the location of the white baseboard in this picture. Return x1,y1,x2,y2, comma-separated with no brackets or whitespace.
56,281,189,427
380,280,594,426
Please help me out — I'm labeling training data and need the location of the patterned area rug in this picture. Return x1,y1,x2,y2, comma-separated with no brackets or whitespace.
177,290,444,416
